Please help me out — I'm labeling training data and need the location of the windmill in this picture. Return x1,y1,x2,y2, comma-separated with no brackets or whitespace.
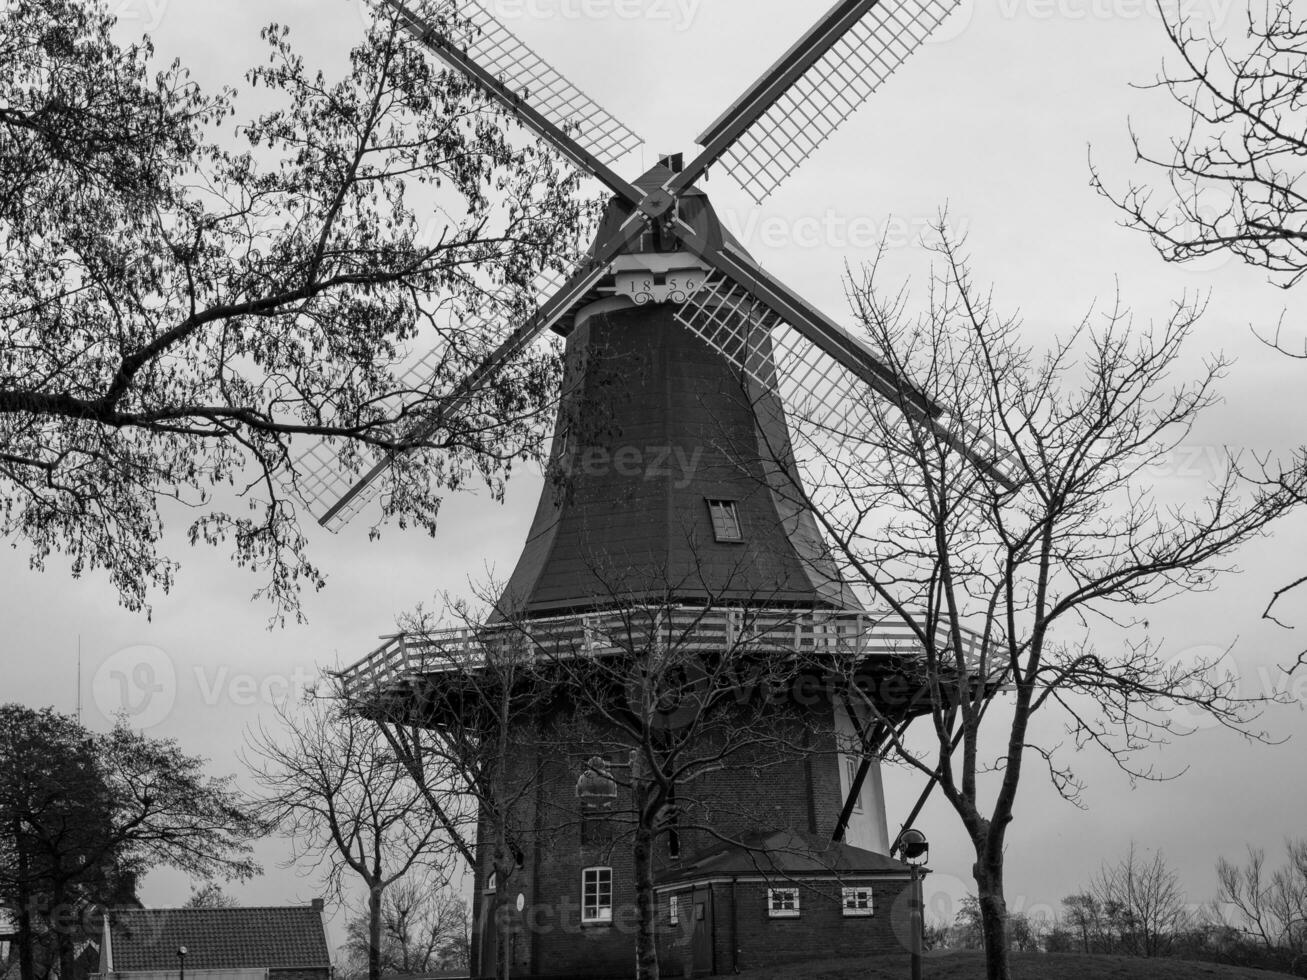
295,0,1008,531
326,2,1003,976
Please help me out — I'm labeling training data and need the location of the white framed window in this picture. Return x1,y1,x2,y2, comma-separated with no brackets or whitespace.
669,894,679,926
844,757,864,813
842,887,874,917
706,500,743,542
582,867,613,923
767,887,800,918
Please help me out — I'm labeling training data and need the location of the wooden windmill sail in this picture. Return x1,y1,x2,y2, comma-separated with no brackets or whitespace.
294,0,1009,533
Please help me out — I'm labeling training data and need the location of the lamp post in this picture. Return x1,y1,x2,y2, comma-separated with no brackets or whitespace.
898,829,929,980
177,945,187,980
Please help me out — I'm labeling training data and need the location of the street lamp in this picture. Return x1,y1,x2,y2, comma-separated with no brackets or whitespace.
177,945,187,980
898,830,929,980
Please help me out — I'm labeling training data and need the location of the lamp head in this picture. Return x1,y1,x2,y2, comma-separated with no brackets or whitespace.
899,828,929,865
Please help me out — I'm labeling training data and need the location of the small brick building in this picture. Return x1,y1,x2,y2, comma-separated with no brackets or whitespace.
94,902,331,980
655,830,916,977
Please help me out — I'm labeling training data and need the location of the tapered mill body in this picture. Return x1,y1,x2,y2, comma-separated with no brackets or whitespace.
493,164,856,620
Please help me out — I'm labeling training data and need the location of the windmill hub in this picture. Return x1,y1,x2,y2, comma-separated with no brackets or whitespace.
637,187,676,219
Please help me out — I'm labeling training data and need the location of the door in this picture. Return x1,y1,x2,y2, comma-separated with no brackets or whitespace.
690,886,714,976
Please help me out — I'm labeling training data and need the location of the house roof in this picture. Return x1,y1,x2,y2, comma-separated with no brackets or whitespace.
656,829,914,887
104,906,330,972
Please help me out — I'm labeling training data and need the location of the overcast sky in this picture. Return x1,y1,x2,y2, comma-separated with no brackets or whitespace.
6,0,1307,952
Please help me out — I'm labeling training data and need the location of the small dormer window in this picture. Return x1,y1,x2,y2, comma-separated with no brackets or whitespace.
706,500,742,542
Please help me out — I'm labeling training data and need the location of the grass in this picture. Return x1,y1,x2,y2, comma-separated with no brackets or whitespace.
733,951,1303,980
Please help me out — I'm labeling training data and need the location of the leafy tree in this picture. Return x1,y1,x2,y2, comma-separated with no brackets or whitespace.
183,882,238,909
781,222,1302,980
0,705,263,980
1,0,587,618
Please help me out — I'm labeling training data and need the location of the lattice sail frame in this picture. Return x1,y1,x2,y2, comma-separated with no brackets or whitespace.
719,0,962,203
386,0,643,166
674,272,1012,496
305,0,986,528
291,266,571,528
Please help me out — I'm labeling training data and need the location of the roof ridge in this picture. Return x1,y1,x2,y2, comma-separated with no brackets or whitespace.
111,905,321,913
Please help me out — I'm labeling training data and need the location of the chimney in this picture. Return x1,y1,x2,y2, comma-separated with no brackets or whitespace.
310,899,324,912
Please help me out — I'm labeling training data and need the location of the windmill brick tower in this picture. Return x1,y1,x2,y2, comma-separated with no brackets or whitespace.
322,1,1002,977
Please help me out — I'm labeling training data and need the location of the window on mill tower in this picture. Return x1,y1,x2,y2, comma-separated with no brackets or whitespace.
707,499,743,542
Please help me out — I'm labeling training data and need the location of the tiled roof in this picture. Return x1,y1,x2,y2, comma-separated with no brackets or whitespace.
656,829,913,886
106,906,330,972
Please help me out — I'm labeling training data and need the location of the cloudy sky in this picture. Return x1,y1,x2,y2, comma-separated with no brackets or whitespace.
6,0,1307,949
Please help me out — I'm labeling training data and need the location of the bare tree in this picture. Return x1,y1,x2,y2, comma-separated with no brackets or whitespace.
1092,1,1307,286
1091,1,1307,622
356,602,557,980
766,222,1302,980
244,696,461,980
1216,839,1307,972
1091,844,1191,957
341,876,470,978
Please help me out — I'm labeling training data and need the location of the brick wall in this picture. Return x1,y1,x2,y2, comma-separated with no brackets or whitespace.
654,876,915,976
468,679,888,978
269,968,330,980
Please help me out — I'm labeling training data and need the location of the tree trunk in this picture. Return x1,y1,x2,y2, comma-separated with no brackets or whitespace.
15,814,34,980
367,883,383,980
51,880,75,980
974,846,1012,980
633,816,659,980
